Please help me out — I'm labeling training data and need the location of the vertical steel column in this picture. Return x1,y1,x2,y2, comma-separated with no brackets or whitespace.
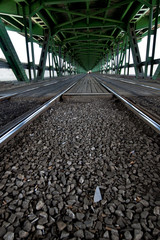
106,53,108,73
65,58,68,75
63,52,65,75
53,56,58,76
22,4,31,81
69,56,72,75
53,44,59,76
52,51,54,77
29,11,36,80
56,55,60,76
150,0,159,77
119,44,123,74
118,36,128,75
48,51,52,78
101,59,103,74
111,48,115,74
128,23,143,78
124,39,128,75
116,43,119,74
53,55,58,76
37,30,50,80
51,42,54,77
127,43,131,75
113,48,116,73
59,45,62,76
145,5,153,77
108,51,111,73
0,18,29,82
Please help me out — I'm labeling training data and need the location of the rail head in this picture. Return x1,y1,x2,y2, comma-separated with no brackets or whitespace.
95,76,160,134
0,77,83,147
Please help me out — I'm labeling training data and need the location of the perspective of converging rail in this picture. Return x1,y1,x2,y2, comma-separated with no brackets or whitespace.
0,1,160,240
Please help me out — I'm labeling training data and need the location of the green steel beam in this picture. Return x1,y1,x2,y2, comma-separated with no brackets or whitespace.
128,23,144,78
29,14,36,80
64,3,77,50
29,2,44,17
71,43,107,48
13,0,28,4
145,5,153,77
22,4,32,80
63,33,113,42
63,36,113,44
153,63,160,79
11,16,24,27
137,0,152,7
0,14,46,36
54,20,126,35
0,0,23,16
119,36,128,74
0,0,159,74
76,53,101,56
150,0,159,77
121,2,134,20
136,15,160,31
46,7,124,25
52,16,87,37
37,30,50,80
1,15,23,30
44,0,91,4
0,17,29,82
58,45,62,76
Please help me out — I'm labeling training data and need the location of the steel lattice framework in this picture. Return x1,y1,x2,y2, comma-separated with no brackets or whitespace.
0,0,160,81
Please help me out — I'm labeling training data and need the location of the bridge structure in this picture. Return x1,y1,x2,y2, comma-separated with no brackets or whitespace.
0,0,160,82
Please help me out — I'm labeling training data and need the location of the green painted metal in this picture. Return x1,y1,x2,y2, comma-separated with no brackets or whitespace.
22,4,32,80
0,0,159,79
48,52,51,78
0,17,29,82
37,30,50,80
153,63,160,79
145,4,153,77
53,44,61,76
128,23,144,78
150,0,159,76
58,45,62,76
29,14,36,79
51,51,54,77
118,36,128,74
127,44,131,75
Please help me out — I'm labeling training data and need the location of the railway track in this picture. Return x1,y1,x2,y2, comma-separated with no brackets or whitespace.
0,75,85,147
0,75,159,148
0,75,160,240
0,75,77,102
95,76,160,134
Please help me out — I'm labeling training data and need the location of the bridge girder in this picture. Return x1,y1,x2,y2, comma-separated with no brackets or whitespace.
0,0,159,80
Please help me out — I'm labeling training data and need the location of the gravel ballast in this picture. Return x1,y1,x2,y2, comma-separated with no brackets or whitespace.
0,97,45,128
128,96,160,117
0,98,160,240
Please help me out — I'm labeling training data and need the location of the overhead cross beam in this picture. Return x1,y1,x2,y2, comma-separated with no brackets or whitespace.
53,20,126,36
46,7,124,25
0,0,159,76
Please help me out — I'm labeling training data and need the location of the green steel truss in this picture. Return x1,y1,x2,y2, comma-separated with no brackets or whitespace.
0,0,160,81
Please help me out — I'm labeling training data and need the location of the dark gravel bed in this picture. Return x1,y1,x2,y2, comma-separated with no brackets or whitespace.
0,97,45,128
0,99,160,240
128,96,160,117
0,82,30,92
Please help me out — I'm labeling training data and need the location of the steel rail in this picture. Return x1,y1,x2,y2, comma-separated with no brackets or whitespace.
96,77,160,134
0,75,76,102
0,79,79,147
